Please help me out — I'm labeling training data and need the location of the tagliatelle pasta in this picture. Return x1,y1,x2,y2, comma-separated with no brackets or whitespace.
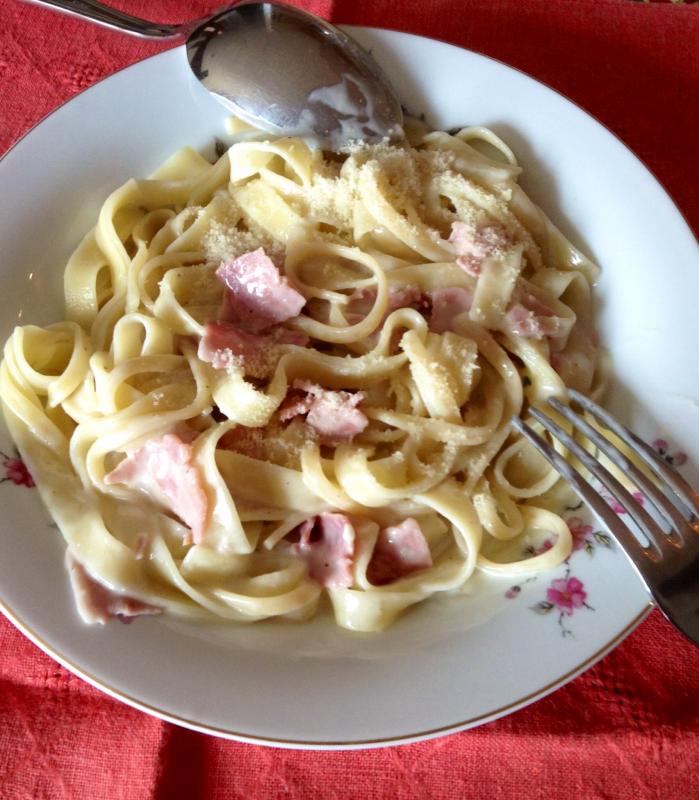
0,120,604,631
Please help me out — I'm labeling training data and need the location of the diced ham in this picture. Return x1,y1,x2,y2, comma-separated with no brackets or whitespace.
366,518,433,586
503,287,560,339
504,304,558,339
515,287,555,318
65,552,162,625
198,321,267,372
429,287,473,333
388,284,425,311
198,321,308,377
216,248,306,332
305,391,367,441
344,286,375,322
345,284,426,327
277,389,314,423
430,281,559,340
105,432,209,545
293,513,355,588
450,220,512,276
281,380,368,441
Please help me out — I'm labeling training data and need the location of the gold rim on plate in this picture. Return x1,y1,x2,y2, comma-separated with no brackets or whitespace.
0,595,652,747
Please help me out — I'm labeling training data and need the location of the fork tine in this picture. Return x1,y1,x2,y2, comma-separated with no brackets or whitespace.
569,389,699,519
510,417,657,577
548,396,697,548
527,407,671,558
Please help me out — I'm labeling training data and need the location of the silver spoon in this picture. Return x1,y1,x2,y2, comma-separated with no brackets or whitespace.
23,0,404,147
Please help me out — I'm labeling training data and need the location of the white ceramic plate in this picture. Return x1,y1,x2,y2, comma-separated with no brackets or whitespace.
1,28,697,749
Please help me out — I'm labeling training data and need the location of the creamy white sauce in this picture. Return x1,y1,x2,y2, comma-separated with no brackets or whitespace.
294,73,404,149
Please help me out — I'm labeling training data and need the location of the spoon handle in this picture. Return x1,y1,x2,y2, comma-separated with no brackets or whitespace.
21,0,186,38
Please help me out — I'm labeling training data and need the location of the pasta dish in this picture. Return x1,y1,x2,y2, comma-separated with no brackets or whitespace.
0,120,601,631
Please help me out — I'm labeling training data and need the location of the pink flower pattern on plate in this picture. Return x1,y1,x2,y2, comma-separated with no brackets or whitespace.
652,439,687,468
530,538,553,556
567,516,594,551
546,577,587,615
1,450,34,488
531,568,594,636
602,487,645,515
504,432,689,638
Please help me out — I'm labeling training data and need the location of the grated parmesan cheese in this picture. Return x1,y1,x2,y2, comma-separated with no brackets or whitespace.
204,219,285,264
204,140,467,257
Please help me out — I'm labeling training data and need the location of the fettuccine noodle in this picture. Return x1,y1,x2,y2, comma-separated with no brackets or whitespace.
0,120,602,631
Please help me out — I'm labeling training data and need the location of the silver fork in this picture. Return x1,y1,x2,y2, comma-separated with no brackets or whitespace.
511,389,699,646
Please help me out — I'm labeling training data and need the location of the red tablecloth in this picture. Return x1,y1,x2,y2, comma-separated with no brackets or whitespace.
1,1,699,797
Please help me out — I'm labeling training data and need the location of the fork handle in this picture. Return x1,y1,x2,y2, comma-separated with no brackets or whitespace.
20,0,186,38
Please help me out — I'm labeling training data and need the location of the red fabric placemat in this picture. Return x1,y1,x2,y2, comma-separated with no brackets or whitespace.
1,1,698,797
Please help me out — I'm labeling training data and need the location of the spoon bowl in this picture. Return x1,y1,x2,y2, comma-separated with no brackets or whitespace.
187,3,403,146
